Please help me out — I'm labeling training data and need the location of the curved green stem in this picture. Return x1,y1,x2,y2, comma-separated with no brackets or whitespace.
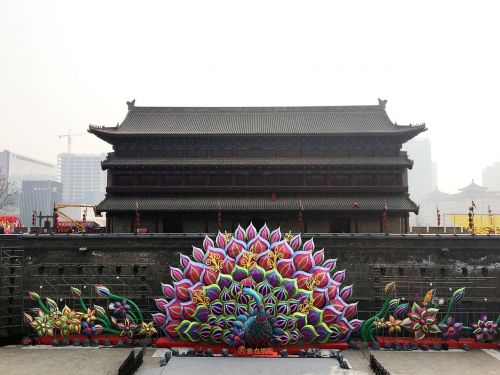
97,316,111,328
109,293,144,322
35,299,50,315
127,311,138,323
360,296,391,342
439,299,456,325
462,326,473,331
102,327,121,335
95,308,112,327
124,299,143,322
78,297,87,312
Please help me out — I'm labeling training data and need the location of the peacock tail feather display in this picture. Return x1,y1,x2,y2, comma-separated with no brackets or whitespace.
152,223,362,348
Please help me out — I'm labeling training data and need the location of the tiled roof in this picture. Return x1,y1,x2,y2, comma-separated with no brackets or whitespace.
96,196,418,213
89,101,426,138
458,180,488,192
101,157,413,170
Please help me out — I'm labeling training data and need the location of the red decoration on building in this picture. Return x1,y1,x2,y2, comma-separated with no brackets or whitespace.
217,211,222,229
382,201,388,233
216,200,222,229
135,201,140,233
53,205,58,230
298,199,304,228
468,201,475,231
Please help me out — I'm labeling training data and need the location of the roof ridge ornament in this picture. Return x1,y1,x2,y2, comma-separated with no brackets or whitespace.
377,98,387,108
126,99,136,111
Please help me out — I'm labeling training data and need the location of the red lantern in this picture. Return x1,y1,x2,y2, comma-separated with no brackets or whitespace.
217,211,222,229
53,207,58,230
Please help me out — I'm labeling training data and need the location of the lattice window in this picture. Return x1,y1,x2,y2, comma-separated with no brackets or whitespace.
162,175,183,186
186,174,206,186
330,174,351,186
279,174,303,186
279,149,301,157
209,174,232,186
164,149,184,157
138,174,160,186
351,147,373,157
114,174,136,186
379,174,401,186
187,149,208,157
246,174,267,186
210,149,232,157
354,174,376,186
305,174,326,186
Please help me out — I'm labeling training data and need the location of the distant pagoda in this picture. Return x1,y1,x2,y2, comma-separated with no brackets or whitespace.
89,99,425,233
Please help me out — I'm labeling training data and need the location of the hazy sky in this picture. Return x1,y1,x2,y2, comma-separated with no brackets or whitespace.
1,0,499,193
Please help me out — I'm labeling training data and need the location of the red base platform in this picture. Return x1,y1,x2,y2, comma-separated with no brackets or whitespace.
152,337,348,355
375,336,499,349
33,335,499,353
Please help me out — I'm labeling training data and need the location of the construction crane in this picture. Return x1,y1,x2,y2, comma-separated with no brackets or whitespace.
53,203,102,233
59,129,84,154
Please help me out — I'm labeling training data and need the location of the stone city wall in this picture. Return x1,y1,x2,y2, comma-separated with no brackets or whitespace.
1,233,499,341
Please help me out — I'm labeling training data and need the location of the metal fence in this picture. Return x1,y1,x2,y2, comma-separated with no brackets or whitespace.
0,245,25,336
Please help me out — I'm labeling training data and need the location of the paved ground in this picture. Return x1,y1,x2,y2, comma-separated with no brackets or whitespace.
0,346,498,375
142,357,368,375
372,350,500,375
0,346,159,375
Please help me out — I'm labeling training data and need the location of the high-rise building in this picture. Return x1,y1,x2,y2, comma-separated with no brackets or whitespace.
0,150,57,214
432,161,438,191
19,180,62,226
0,150,57,187
482,162,500,191
57,153,106,204
403,138,433,203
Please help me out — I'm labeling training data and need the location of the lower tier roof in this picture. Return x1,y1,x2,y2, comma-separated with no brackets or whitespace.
97,195,418,213
101,156,413,170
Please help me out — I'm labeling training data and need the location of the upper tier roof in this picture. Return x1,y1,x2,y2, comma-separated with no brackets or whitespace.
88,99,426,140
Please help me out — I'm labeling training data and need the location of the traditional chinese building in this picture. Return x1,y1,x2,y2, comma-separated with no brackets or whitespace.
415,180,500,228
89,99,425,233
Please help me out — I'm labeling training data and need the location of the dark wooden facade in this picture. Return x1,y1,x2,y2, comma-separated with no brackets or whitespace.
89,100,425,233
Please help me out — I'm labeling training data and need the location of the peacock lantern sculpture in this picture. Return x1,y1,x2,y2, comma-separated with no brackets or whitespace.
153,223,362,348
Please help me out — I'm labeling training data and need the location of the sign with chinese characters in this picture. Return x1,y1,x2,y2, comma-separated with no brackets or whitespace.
237,346,275,356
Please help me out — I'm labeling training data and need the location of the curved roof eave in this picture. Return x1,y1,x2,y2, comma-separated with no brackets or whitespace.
88,125,426,139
